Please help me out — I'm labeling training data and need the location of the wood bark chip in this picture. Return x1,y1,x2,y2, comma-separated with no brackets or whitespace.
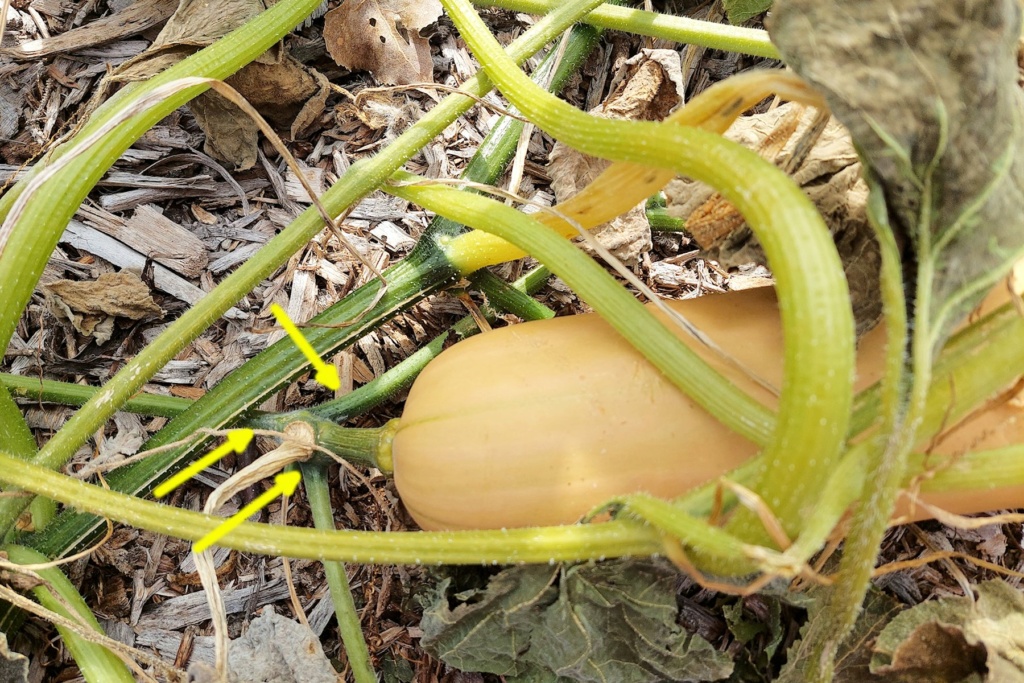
769,0,1024,346
80,203,209,278
58,220,247,318
1,0,178,60
323,0,442,85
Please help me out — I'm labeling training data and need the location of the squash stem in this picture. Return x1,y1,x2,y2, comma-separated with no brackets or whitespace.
299,464,377,683
1,374,191,419
470,268,556,321
1,441,1023,567
803,193,935,682
471,0,780,58
0,387,40,541
4,545,136,683
0,450,666,564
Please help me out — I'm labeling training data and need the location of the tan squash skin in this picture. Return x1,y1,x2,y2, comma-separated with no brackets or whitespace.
391,285,1024,531
392,287,895,530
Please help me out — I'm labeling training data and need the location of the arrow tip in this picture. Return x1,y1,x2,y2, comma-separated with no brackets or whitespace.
276,470,302,495
227,428,255,452
315,365,340,391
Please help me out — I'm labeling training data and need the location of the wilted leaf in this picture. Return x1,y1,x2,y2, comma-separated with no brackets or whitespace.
191,52,330,169
723,0,772,25
208,607,338,683
159,0,267,46
421,565,558,678
108,0,329,169
324,0,442,85
870,580,1024,682
769,0,1024,348
107,0,272,83
421,560,733,682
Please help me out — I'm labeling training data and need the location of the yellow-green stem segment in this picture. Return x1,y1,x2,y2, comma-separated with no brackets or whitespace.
0,450,663,564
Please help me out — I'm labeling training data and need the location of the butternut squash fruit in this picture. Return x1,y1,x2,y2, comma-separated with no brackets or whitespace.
386,287,1024,531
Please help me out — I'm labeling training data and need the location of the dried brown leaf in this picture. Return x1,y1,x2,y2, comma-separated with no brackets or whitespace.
870,580,1024,682
191,53,330,169
156,0,267,47
107,0,327,169
663,103,882,333
45,271,162,343
323,0,442,85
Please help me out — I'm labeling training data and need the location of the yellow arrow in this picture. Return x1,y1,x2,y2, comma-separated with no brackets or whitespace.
194,471,302,553
269,303,340,390
153,429,254,499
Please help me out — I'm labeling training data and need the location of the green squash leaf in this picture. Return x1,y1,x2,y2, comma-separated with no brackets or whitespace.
723,0,772,25
420,560,734,682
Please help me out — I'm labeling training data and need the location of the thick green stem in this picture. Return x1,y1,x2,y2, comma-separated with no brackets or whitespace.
0,450,664,563
4,545,136,683
471,0,779,58
793,178,917,681
0,379,48,539
470,268,556,321
391,172,781,442
1,373,191,418
300,464,376,683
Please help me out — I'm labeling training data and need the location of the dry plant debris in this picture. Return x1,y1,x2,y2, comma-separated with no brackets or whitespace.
110,0,331,169
44,271,162,344
663,102,882,334
323,0,443,85
549,48,684,265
